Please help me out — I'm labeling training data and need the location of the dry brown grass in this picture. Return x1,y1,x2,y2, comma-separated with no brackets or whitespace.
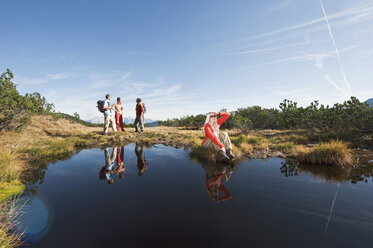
295,140,353,167
0,150,22,183
0,198,24,248
239,143,254,154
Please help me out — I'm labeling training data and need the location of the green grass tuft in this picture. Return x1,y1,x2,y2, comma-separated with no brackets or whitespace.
296,140,353,167
0,181,25,204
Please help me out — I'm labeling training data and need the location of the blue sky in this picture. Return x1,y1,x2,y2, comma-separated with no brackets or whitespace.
1,0,373,122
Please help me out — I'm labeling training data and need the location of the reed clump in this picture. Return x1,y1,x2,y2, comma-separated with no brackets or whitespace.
0,197,24,248
0,150,21,183
295,140,353,167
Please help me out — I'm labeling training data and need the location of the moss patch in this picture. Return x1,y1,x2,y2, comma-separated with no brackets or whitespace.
0,181,25,204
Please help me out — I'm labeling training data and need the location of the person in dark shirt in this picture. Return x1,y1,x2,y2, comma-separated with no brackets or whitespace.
134,98,144,133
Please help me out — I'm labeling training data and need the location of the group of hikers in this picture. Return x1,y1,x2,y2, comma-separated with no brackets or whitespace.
98,94,145,134
98,94,235,163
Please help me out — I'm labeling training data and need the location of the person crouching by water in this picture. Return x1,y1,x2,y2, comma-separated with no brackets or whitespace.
102,94,117,134
134,98,144,133
113,97,125,132
202,112,234,161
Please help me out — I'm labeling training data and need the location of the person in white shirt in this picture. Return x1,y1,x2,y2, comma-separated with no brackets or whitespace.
102,94,117,134
113,97,125,132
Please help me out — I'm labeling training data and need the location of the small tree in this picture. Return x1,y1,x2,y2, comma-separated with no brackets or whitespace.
73,112,80,120
0,69,54,131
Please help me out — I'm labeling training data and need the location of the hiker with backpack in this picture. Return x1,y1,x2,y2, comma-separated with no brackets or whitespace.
98,94,117,134
134,98,145,133
113,97,125,132
202,112,235,162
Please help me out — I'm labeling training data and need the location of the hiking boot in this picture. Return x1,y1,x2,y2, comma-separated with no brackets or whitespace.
219,150,230,162
226,149,235,159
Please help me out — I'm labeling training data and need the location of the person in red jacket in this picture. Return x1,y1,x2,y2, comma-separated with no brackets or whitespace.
202,111,234,161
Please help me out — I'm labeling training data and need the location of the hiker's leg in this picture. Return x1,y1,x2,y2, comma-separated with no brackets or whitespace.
219,132,232,150
104,115,110,134
134,117,139,132
139,116,144,131
203,138,221,151
111,116,117,132
115,113,120,131
119,114,124,131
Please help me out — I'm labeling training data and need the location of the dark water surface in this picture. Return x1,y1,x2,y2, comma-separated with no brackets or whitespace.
18,144,373,248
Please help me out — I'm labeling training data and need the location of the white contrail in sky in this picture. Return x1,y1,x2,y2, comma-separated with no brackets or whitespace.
320,0,352,93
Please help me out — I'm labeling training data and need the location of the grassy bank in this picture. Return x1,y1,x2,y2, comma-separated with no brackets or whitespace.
0,150,25,247
0,115,368,247
0,115,362,182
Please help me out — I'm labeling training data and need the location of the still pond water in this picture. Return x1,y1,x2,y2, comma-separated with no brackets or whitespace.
18,144,373,248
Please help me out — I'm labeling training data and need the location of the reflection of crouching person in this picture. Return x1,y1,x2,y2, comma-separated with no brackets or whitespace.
202,112,234,161
102,94,117,134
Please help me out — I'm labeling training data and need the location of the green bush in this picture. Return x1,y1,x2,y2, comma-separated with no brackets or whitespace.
0,69,54,131
158,97,373,133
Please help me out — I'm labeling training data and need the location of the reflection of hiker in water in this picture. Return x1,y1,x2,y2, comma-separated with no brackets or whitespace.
202,163,232,204
135,144,147,176
115,146,126,179
99,147,117,184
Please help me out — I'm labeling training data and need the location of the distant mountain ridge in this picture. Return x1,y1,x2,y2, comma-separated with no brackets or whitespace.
366,98,373,107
